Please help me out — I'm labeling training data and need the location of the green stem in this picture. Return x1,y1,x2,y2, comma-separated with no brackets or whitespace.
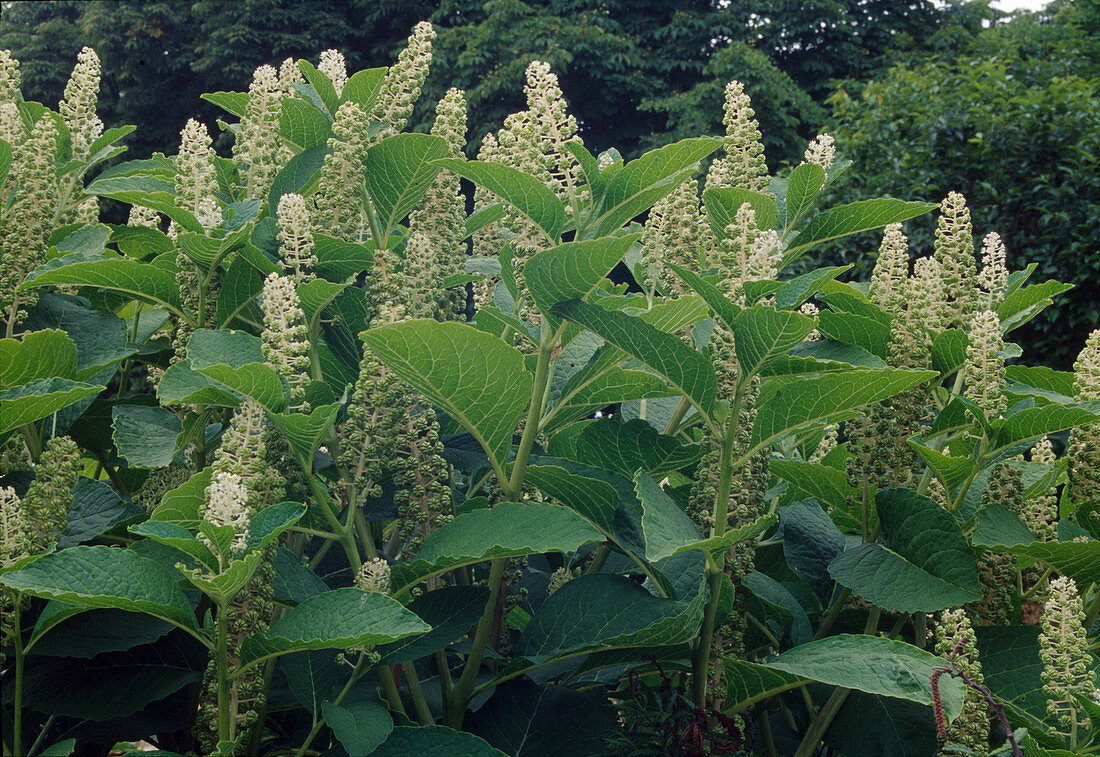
814,587,852,640
434,650,453,701
586,544,610,574
792,686,850,757
446,557,506,727
294,655,368,757
378,666,407,717
403,662,435,725
216,601,232,744
662,396,693,436
303,462,361,574
12,600,23,757
504,326,553,499
758,707,778,757
26,715,56,757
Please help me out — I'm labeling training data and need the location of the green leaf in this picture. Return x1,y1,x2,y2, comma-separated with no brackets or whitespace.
314,234,372,282
20,251,184,313
571,419,703,479
342,67,386,111
702,187,779,238
0,546,198,631
241,588,430,666
321,700,392,757
187,329,288,412
666,263,739,330
30,606,172,659
23,293,135,381
733,305,816,379
158,360,244,408
992,403,1100,456
828,489,981,612
201,91,248,118
517,572,707,661
297,278,348,325
267,403,341,468
771,459,863,533
589,137,722,237
361,320,532,473
280,97,331,150
971,504,1036,548
85,174,201,232
0,329,78,389
785,163,827,225
751,368,936,453
0,378,102,435
636,471,705,562
722,659,809,713
129,521,219,572
907,439,974,502
931,329,967,376
1003,539,1100,586
1005,365,1076,404
391,502,604,595
975,626,1047,729
773,266,852,310
998,280,1073,333
267,145,330,217
818,310,891,360
149,468,211,528
551,299,716,421
435,158,567,243
780,500,845,599
112,405,182,468
365,134,450,242
525,234,641,319
782,199,937,266
59,478,143,549
371,726,508,757
523,465,620,536
767,634,965,719
375,585,491,665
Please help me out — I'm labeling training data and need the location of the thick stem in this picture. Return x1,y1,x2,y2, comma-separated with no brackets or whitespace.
504,327,553,499
662,396,693,436
216,602,233,745
12,600,24,757
294,655,368,757
446,557,506,727
378,666,407,717
403,662,435,725
692,566,725,707
793,686,850,757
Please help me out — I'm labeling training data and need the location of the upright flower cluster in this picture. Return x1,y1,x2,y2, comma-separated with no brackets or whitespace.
1,114,58,327
276,193,316,283
1040,577,1096,734
212,399,284,509
392,400,454,557
409,88,468,319
234,64,283,201
278,57,303,96
977,232,1008,310
318,49,347,96
802,133,836,169
59,47,103,161
22,436,81,549
1025,438,1059,541
964,310,1006,421
706,81,768,192
716,204,779,306
372,21,435,134
261,273,311,409
933,192,977,329
202,471,252,554
1068,330,1100,508
641,178,705,298
314,102,370,243
175,119,219,222
0,487,31,570
401,231,445,320
931,609,989,751
870,223,909,315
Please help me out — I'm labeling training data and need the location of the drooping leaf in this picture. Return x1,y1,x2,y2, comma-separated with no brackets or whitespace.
0,378,103,435
59,478,143,549
267,403,341,467
112,405,183,469
818,310,891,360
390,502,604,595
20,251,184,313
361,320,532,473
366,133,450,242
435,158,567,243
552,299,716,420
635,470,705,562
321,699,393,757
780,500,845,599
781,199,937,265
241,588,430,666
0,546,198,631
828,489,981,612
523,465,620,537
666,262,739,330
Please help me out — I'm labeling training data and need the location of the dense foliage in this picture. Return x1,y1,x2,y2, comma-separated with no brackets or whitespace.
1,22,1099,757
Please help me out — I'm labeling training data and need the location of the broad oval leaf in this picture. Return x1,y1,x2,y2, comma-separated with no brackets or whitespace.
0,329,78,389
20,251,184,313
525,233,641,318
361,320,532,474
0,377,103,435
781,199,937,266
366,133,450,243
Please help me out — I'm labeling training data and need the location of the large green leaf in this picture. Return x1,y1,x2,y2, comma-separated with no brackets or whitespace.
314,234,373,282
0,546,198,631
280,97,331,150
551,299,716,420
149,467,212,528
635,471,705,562
371,726,508,757
784,163,827,225
666,263,739,330
435,158,567,242
523,465,620,536
516,572,707,661
321,700,393,757
818,310,891,360
751,368,936,454
782,199,937,265
733,305,816,379
589,137,721,237
0,378,102,435
241,588,430,666
525,234,641,318
361,320,532,473
998,280,1073,334
722,659,808,713
187,328,288,412
571,419,703,479
771,459,863,534
111,405,182,469
992,403,1100,456
766,634,965,719
702,187,779,238
59,478,143,549
0,329,78,389
828,489,981,612
975,626,1046,729
20,251,184,313
85,174,201,232
375,585,491,665
267,403,341,467
366,133,450,242
1003,539,1100,586
157,360,244,408
390,502,604,596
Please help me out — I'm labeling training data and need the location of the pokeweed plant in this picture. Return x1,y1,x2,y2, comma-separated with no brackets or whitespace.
1,23,1098,757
